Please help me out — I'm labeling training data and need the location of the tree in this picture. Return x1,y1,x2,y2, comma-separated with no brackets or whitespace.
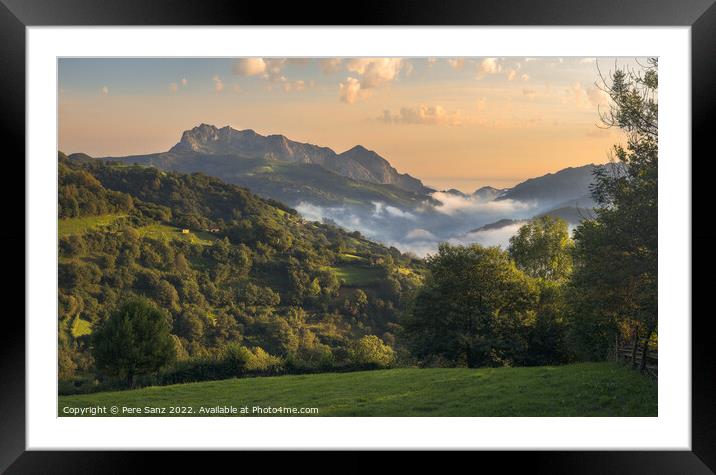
571,58,658,369
402,244,538,368
349,335,395,368
92,299,176,387
175,306,205,341
508,217,574,365
508,216,574,282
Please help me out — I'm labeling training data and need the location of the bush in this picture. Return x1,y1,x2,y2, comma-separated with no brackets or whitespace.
222,343,283,372
349,335,395,368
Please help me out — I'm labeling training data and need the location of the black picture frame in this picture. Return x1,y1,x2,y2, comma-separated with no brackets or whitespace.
2,0,713,472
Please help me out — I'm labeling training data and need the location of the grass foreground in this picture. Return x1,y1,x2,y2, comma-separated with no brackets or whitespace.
58,362,656,417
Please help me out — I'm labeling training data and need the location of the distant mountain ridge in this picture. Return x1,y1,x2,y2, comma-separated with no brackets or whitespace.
168,124,430,194
472,186,507,201
497,164,597,207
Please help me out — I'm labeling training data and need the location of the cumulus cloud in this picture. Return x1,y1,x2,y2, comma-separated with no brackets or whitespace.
346,58,403,88
233,58,267,76
339,77,368,104
379,105,466,126
339,58,404,103
212,75,224,92
233,58,305,89
101,86,109,95
262,59,289,82
476,58,501,79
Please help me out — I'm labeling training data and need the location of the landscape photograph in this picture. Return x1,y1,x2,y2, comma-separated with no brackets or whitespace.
57,56,657,417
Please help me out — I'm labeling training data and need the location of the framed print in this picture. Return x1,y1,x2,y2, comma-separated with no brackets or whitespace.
3,0,715,471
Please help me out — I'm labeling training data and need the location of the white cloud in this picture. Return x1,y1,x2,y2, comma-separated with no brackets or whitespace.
263,59,288,82
449,223,526,249
212,75,224,92
385,205,416,219
476,58,501,79
233,58,307,91
346,58,403,88
338,58,405,103
372,202,416,220
101,86,109,95
233,58,267,76
431,191,535,216
339,77,368,104
379,105,466,126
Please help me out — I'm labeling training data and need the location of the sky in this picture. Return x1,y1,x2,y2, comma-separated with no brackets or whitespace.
58,57,641,192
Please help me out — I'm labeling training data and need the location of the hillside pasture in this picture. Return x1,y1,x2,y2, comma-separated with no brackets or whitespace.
59,362,657,417
331,264,382,287
58,214,126,237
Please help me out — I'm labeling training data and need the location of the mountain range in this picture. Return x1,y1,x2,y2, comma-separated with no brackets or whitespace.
71,124,602,254
95,124,436,209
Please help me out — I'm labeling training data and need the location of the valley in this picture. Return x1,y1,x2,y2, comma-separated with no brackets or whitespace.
89,124,600,256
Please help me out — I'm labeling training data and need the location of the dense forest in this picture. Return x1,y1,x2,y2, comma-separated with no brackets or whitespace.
58,59,657,393
58,153,426,391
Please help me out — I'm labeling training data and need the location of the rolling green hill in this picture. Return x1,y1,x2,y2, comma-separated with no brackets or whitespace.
58,362,657,417
95,150,433,210
58,152,425,392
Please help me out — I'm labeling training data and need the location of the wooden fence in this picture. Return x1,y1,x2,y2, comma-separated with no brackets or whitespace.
616,340,658,377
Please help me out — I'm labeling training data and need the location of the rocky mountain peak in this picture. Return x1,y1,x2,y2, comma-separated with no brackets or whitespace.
167,124,429,193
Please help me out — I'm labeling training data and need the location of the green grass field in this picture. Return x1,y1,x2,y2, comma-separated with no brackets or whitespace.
58,215,218,247
136,223,217,245
58,362,656,417
331,264,381,287
58,214,126,237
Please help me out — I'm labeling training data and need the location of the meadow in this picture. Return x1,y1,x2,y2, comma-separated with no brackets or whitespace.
59,362,657,417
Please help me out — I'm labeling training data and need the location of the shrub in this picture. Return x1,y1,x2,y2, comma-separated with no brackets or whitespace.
349,335,395,368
